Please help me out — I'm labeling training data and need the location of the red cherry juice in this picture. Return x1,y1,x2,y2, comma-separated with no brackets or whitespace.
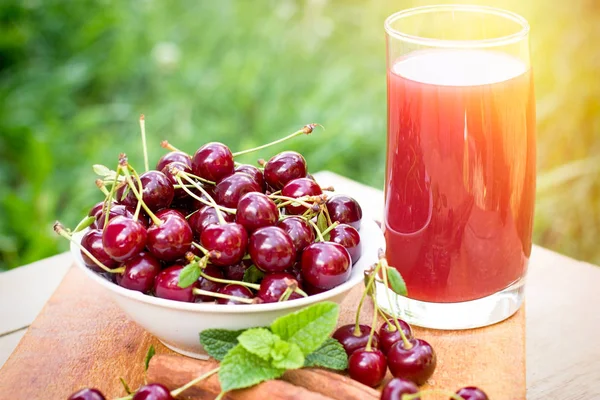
384,49,536,303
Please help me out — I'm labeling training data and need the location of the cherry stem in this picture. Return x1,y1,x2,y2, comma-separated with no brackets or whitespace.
191,242,209,256
215,392,226,400
402,390,465,400
139,114,149,172
380,252,411,349
170,366,220,397
269,194,317,210
175,170,234,223
307,219,325,242
199,270,260,291
95,179,110,196
279,287,293,302
231,124,318,157
122,167,162,226
182,171,216,186
323,204,333,226
103,164,122,228
193,288,255,304
129,167,144,222
365,292,379,351
53,222,124,274
320,221,339,238
175,175,235,215
377,307,394,330
160,139,181,152
354,262,381,336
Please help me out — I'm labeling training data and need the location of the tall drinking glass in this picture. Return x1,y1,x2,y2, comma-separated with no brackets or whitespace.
380,5,535,329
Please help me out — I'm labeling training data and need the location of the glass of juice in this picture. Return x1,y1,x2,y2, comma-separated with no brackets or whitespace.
380,5,535,329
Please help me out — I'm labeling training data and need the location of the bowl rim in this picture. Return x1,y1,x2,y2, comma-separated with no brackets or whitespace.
71,217,384,314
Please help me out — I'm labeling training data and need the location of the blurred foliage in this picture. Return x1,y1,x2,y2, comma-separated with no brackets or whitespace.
0,0,598,270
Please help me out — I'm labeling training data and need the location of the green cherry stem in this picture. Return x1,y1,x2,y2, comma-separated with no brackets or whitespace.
139,114,149,172
320,221,339,237
160,140,182,152
191,242,209,256
307,219,325,242
53,222,124,274
192,288,256,304
199,270,260,290
231,123,319,158
269,194,318,210
170,366,220,397
174,175,235,216
103,163,122,228
354,262,381,336
380,250,412,349
182,171,216,186
122,167,162,226
365,292,379,351
95,179,110,196
402,390,465,400
129,166,145,222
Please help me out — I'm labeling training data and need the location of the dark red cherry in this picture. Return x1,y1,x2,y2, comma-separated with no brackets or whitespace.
281,178,322,214
326,195,363,230
332,324,380,356
80,229,118,272
102,216,147,262
214,172,261,208
188,206,235,239
154,265,197,302
120,171,175,212
196,264,225,302
156,151,192,171
235,164,266,191
387,338,437,385
132,383,174,400
249,226,295,273
263,151,307,189
455,387,489,400
200,223,248,266
161,161,193,200
277,217,315,257
216,284,254,305
348,349,387,388
301,242,351,290
88,201,105,217
302,280,328,295
379,319,413,355
116,252,161,293
381,378,420,400
223,261,250,281
94,204,140,229
328,224,361,264
147,211,193,262
67,388,106,400
257,273,302,303
192,142,234,183
236,192,279,232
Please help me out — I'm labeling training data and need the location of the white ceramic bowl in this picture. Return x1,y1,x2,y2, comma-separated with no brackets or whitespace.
71,218,384,359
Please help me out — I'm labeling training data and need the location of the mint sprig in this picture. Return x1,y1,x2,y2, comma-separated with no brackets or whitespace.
199,301,344,395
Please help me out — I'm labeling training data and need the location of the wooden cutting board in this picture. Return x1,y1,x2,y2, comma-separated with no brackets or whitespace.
0,264,525,399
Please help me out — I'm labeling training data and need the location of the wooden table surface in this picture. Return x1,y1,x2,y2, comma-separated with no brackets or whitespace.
1,171,599,399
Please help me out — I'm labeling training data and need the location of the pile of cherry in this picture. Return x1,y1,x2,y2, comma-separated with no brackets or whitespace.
332,253,489,400
57,123,365,305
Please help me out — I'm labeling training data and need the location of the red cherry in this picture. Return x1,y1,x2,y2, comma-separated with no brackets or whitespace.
102,216,147,262
236,192,279,232
156,151,192,171
192,142,234,182
300,242,351,290
277,217,315,257
387,338,437,385
381,378,420,400
146,211,193,262
154,265,197,302
332,324,380,356
348,349,387,387
257,273,302,303
196,264,226,302
248,226,295,273
281,178,322,214
161,161,193,200
455,387,489,400
88,201,105,217
216,284,254,305
94,204,143,229
118,170,175,212
116,252,161,293
188,206,235,239
132,383,174,400
200,223,248,267
235,164,266,191
326,195,362,230
379,319,413,355
263,151,307,189
80,229,118,272
214,172,261,208
223,261,250,281
328,223,361,264
68,388,106,400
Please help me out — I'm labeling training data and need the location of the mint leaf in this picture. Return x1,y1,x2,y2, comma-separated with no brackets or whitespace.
200,329,246,361
304,338,348,370
387,267,408,296
237,328,279,361
271,341,304,370
271,302,339,355
143,344,155,371
243,264,264,283
178,262,201,288
218,344,285,392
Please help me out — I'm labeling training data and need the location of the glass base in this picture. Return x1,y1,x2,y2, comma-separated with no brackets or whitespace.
376,277,525,330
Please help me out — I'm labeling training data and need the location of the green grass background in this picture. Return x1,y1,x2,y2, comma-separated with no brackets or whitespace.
1,0,599,270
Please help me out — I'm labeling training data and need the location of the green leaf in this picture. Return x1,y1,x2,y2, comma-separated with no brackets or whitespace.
317,211,328,235
243,264,264,283
271,341,304,370
92,164,111,176
387,267,408,296
178,262,201,288
200,329,246,361
119,377,132,394
237,328,279,361
73,215,96,232
271,302,339,355
304,338,348,370
218,344,286,392
143,345,155,371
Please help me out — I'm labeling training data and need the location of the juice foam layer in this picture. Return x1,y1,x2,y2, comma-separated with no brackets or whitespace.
392,49,527,86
